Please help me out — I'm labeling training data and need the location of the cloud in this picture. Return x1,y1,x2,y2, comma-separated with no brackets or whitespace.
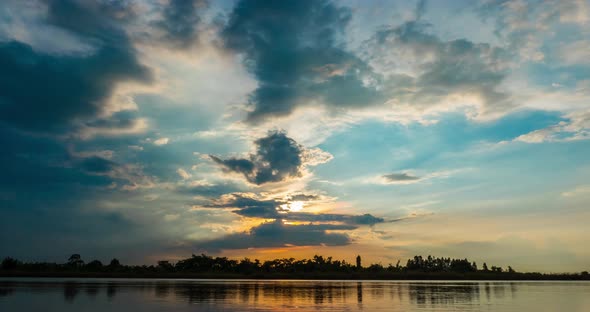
0,0,152,133
414,0,428,20
562,185,590,197
79,156,117,174
382,173,421,183
192,220,353,251
177,168,191,180
153,0,208,49
205,193,283,218
0,124,160,260
559,40,590,66
373,170,460,185
0,126,110,192
72,154,155,191
0,124,153,196
477,0,590,63
215,0,518,126
514,111,590,143
177,182,244,197
221,0,383,122
210,130,316,185
286,213,385,226
164,213,180,221
204,193,385,226
364,19,512,120
302,147,334,166
77,112,149,139
154,137,170,146
288,193,321,201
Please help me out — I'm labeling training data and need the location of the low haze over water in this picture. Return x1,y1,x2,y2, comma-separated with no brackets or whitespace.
1,279,589,311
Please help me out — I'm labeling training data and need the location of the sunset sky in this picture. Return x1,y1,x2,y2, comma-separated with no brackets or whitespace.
1,0,589,272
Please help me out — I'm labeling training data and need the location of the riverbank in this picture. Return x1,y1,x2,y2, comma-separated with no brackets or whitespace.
2,271,589,281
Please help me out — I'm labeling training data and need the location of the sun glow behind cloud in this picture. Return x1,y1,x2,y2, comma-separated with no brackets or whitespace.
280,201,304,212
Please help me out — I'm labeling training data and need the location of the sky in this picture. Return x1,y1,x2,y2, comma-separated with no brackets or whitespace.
0,0,589,273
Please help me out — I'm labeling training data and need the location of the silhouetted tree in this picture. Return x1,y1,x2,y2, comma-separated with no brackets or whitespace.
1,257,19,270
86,260,103,270
404,255,478,273
367,263,384,272
157,260,174,272
68,254,84,267
0,253,574,280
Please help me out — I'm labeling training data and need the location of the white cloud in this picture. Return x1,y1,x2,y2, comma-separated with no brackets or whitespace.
515,111,590,143
302,147,334,166
193,130,223,138
154,137,170,145
177,168,191,180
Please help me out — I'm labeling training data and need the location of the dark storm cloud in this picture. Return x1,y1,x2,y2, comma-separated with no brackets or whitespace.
83,110,140,130
0,125,112,191
221,0,383,122
382,173,421,182
0,125,128,257
0,0,151,133
0,120,166,261
154,0,208,48
210,131,303,185
209,156,256,177
205,194,283,218
79,156,118,173
205,193,385,226
288,193,321,201
45,0,138,35
0,0,155,262
193,220,353,251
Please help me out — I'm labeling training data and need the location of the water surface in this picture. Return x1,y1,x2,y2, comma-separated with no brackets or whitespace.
1,278,589,311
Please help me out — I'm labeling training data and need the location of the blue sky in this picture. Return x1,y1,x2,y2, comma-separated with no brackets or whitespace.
0,0,589,272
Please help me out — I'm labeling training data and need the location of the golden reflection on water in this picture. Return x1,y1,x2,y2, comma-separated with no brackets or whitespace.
1,279,590,311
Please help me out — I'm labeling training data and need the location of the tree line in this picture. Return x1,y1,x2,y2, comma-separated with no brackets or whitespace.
2,254,588,280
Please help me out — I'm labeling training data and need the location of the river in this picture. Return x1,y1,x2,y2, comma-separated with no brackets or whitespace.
1,278,589,311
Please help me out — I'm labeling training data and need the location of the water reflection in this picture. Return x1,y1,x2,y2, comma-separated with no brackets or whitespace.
1,279,589,311
0,287,14,298
63,282,79,302
106,282,117,300
408,283,480,307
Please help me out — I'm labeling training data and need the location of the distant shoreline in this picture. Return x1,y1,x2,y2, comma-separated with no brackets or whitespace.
2,272,589,281
4,254,589,281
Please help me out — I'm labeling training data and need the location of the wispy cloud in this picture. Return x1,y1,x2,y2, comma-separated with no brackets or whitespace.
368,170,461,185
562,185,590,197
